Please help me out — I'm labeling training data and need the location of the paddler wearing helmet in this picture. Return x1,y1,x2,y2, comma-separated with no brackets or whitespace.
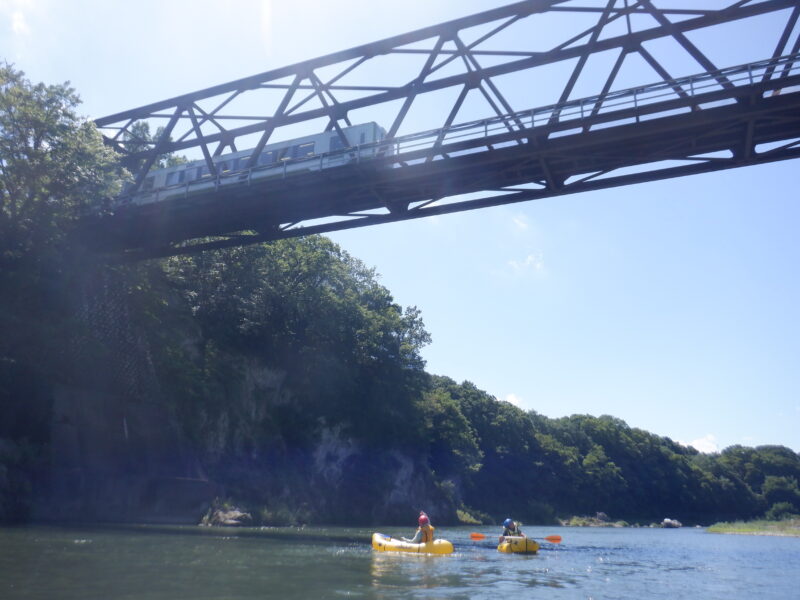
499,517,525,542
402,511,435,543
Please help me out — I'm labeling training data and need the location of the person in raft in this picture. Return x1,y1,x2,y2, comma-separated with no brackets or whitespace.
499,517,525,542
402,511,435,543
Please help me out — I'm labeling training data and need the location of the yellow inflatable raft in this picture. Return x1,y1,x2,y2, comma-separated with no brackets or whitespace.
371,532,454,554
497,536,539,554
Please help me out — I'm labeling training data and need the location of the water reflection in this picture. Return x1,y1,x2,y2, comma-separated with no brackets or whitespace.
369,540,578,598
371,552,455,592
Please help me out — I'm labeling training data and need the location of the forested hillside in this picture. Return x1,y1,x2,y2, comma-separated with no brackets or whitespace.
2,65,799,526
420,377,800,524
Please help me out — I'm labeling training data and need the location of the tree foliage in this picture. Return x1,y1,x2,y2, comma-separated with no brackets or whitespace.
0,65,126,521
122,121,187,171
145,237,432,458
0,64,127,382
0,64,124,261
419,375,797,524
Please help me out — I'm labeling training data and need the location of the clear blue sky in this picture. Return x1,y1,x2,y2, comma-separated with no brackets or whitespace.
3,0,799,453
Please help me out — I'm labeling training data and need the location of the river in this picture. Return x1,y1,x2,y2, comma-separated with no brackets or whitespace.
2,524,798,599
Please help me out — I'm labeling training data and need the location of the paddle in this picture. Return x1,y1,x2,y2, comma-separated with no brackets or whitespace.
470,532,562,543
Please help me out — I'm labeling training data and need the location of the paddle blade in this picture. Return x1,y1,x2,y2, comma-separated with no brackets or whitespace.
543,535,562,543
470,532,486,540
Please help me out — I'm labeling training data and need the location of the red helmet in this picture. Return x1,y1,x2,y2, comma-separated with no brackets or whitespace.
418,512,429,526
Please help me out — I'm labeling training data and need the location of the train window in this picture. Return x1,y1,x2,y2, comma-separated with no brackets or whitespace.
184,168,197,182
219,161,231,173
294,142,315,158
277,147,290,161
258,151,275,166
166,172,179,186
235,156,251,170
142,176,155,191
330,136,348,151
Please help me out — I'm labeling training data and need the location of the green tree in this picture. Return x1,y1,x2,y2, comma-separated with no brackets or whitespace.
0,65,125,521
419,388,482,480
122,120,187,170
427,377,560,521
155,236,432,457
764,501,799,520
0,64,124,261
0,64,125,378
580,443,627,509
762,476,800,511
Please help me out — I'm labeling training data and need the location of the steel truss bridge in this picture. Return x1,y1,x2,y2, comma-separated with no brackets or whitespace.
91,0,800,259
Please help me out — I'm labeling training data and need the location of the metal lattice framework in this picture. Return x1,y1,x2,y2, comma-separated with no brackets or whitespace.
91,0,800,258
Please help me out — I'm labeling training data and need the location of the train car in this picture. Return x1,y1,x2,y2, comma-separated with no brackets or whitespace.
122,122,390,208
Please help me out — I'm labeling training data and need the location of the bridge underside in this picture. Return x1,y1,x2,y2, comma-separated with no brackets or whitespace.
88,74,800,260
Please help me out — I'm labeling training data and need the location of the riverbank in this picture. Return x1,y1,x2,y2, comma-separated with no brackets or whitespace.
559,515,629,527
707,518,800,537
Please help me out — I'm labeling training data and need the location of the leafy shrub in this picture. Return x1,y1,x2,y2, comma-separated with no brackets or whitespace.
765,502,799,521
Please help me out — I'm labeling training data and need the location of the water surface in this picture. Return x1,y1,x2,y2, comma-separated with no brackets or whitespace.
2,524,798,599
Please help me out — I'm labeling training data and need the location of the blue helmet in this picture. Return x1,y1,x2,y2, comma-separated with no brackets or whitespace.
503,518,514,528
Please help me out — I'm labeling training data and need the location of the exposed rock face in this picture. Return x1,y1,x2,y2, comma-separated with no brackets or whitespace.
201,506,252,526
559,515,627,527
36,384,215,523
34,343,454,526
313,426,358,487
307,427,456,525
662,518,682,528
25,264,456,526
31,264,215,524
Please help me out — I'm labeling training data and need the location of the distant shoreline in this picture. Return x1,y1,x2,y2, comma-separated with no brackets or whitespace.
707,519,800,537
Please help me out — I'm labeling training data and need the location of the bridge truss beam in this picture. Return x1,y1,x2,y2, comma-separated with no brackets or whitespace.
90,0,800,258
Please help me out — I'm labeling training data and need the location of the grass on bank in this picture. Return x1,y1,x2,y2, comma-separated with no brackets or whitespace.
707,518,800,536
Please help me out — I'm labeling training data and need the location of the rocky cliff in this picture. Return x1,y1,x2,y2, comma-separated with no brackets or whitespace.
24,264,456,526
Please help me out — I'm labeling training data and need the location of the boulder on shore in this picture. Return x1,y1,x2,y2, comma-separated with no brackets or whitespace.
661,518,682,528
200,507,252,526
559,515,628,527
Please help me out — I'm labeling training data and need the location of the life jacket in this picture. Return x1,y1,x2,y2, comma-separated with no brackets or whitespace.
419,524,434,543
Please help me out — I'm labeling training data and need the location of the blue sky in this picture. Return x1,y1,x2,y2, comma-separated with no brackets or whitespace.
3,0,799,453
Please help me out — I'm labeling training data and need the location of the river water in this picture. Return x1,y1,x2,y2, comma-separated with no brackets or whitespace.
2,524,798,599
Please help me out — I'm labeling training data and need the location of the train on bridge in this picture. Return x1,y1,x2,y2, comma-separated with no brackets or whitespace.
122,122,389,208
